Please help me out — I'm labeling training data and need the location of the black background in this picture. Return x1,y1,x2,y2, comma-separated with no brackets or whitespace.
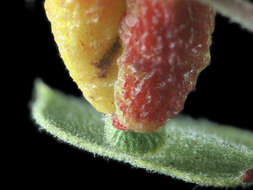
17,0,253,189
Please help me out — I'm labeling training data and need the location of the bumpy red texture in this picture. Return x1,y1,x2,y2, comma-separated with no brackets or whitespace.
112,114,128,130
114,0,215,132
241,169,253,183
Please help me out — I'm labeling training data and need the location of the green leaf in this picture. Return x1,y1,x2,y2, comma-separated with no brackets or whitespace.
31,80,253,187
104,115,167,156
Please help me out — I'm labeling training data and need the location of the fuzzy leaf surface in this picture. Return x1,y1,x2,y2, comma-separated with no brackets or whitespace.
31,81,253,187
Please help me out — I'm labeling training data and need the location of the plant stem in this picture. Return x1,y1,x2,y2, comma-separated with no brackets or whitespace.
199,0,253,32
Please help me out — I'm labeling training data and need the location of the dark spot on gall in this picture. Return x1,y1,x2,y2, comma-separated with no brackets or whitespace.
95,38,120,78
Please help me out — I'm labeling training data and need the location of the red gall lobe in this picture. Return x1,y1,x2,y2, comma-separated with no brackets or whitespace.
114,0,215,132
